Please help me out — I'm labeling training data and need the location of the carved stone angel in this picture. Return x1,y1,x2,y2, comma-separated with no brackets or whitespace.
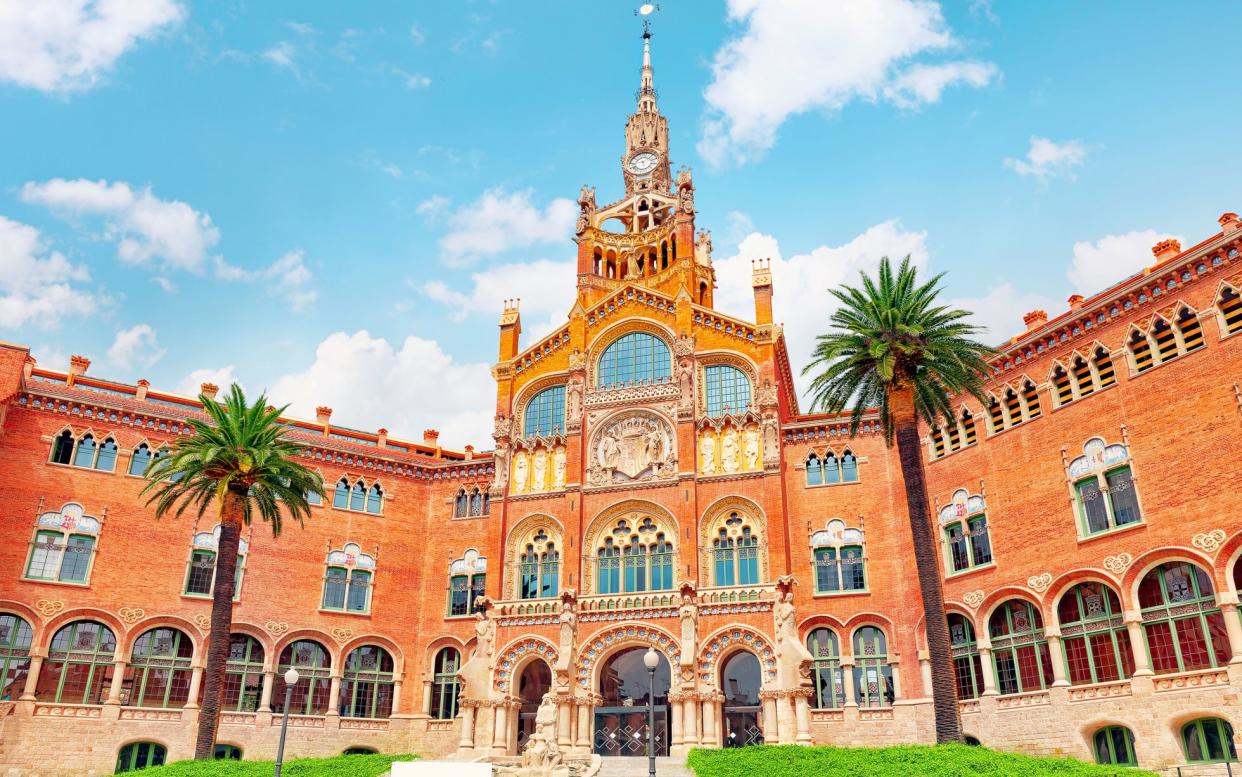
575,184,596,235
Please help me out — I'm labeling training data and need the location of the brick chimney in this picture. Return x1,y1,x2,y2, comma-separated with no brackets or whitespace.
423,429,440,446
200,382,219,400
464,444,475,460
67,355,90,387
376,428,388,448
1023,310,1049,331
1221,212,1240,234
498,300,522,362
1151,238,1182,263
22,355,35,382
751,258,773,326
1067,294,1085,311
135,379,150,401
315,406,332,436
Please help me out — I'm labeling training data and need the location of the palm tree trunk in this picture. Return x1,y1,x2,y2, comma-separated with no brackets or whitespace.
194,489,244,760
890,386,962,744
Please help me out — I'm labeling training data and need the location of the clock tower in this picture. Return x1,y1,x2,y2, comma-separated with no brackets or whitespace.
622,27,671,194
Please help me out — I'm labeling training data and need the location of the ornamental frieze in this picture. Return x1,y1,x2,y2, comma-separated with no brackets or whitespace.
1191,528,1226,554
583,381,679,410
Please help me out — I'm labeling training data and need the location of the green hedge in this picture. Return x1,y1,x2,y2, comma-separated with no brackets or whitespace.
133,753,415,776
686,744,1158,777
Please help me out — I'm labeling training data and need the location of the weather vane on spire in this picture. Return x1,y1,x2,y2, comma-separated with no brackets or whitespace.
635,3,660,36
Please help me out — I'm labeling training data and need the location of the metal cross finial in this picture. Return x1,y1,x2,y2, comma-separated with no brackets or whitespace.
635,3,660,36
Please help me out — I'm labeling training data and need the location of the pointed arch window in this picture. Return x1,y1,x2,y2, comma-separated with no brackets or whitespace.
988,396,1005,431
24,502,101,585
988,599,1053,695
1022,380,1042,419
128,443,152,476
811,519,866,594
805,453,823,486
430,647,461,719
949,613,984,700
1093,346,1116,388
1152,317,1179,361
273,640,331,716
711,512,760,587
807,628,844,709
806,450,859,485
333,477,382,514
35,620,116,704
596,332,671,389
0,614,33,702
1058,582,1133,685
322,543,375,614
1052,365,1074,406
1072,355,1095,398
1068,438,1142,536
184,526,248,600
851,627,893,707
938,490,992,574
960,410,978,446
341,645,395,719
454,489,469,518
523,385,566,437
704,365,751,417
595,517,675,594
50,430,119,471
223,634,264,712
1177,306,1205,351
1218,286,1242,335
448,550,487,616
127,627,194,708
1138,562,1230,674
519,529,560,600
1128,330,1154,373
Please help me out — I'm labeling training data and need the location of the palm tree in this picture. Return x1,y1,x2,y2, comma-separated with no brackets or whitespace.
802,256,995,744
143,384,324,759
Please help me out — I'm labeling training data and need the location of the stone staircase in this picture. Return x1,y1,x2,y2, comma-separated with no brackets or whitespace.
596,756,694,777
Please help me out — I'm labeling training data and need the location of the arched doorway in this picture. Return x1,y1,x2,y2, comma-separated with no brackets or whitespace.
721,651,764,748
515,660,552,753
594,647,670,757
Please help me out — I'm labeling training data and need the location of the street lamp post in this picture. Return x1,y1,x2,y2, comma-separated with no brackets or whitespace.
274,667,300,777
643,647,659,777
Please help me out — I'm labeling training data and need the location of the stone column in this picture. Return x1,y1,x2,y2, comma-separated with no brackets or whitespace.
842,662,858,707
682,695,700,745
557,697,573,748
701,693,718,747
575,697,592,751
1124,617,1153,676
458,703,476,750
889,662,902,700
760,693,778,742
775,692,795,744
481,703,498,751
977,648,998,696
492,701,510,755
19,653,44,702
185,664,205,709
794,691,812,744
105,659,128,705
422,680,433,715
326,675,342,717
391,678,403,715
1045,635,1069,687
918,650,932,700
669,693,684,746
259,671,275,712
1219,603,1242,662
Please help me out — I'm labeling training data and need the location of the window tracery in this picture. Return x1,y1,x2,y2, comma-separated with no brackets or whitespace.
24,502,101,585
322,543,375,614
184,525,248,599
448,550,487,616
332,477,384,515
937,490,992,574
704,507,765,588
1218,284,1242,335
594,516,675,595
1138,561,1230,674
988,599,1052,695
507,518,563,600
523,385,566,438
596,332,672,389
1057,581,1133,685
803,449,860,486
50,429,118,471
948,613,983,700
851,626,893,707
810,519,866,594
1067,438,1142,537
454,486,490,517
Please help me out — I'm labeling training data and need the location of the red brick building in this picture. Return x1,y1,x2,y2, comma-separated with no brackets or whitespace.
0,31,1240,776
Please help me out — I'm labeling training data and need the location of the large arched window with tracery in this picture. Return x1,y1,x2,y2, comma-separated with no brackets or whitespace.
597,332,671,389
0,614,33,702
703,365,751,417
127,627,194,708
1138,562,1230,674
273,640,331,715
708,511,762,587
519,529,560,600
341,645,395,719
223,635,264,712
36,620,116,704
1058,582,1134,685
988,600,1053,695
948,613,984,700
594,516,674,595
851,627,894,708
523,386,566,437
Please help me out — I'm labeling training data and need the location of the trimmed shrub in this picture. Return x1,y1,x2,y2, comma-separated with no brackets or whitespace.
131,752,415,776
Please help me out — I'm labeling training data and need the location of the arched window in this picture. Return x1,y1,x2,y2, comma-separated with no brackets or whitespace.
184,526,248,599
960,409,977,446
988,600,1052,695
36,620,116,704
1003,389,1022,427
1177,306,1205,351
223,635,264,712
1093,347,1116,388
24,502,101,585
938,490,992,574
1058,582,1134,685
366,484,383,514
72,433,97,468
704,365,751,417
332,478,381,514
333,478,349,508
807,628,844,709
213,744,242,760
811,519,866,594
711,513,760,587
454,489,468,518
1127,329,1153,373
524,386,566,437
341,645,395,719
1138,562,1230,674
519,530,560,600
128,628,194,708
988,396,1005,431
594,517,675,594
822,452,839,484
128,442,152,476
429,647,461,720
322,544,375,614
840,451,859,482
1052,365,1073,406
851,627,894,708
448,550,487,616
1068,438,1142,536
51,429,74,465
274,640,331,716
805,453,822,486
350,480,365,511
930,426,946,458
596,332,671,389
1022,380,1042,419
1182,718,1237,764
116,742,167,772
1152,317,1178,362
95,438,117,471
949,613,984,700
0,614,33,702
1093,726,1137,766
344,747,378,755
1218,286,1242,335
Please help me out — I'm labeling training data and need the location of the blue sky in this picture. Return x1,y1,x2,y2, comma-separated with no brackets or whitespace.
1,0,1238,447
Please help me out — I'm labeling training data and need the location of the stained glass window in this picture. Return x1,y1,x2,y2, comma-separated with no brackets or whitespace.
852,627,893,707
36,620,117,704
704,365,750,417
430,648,461,720
341,645,395,719
223,635,264,712
597,333,671,388
807,628,844,709
1058,582,1133,685
274,640,331,716
128,628,194,708
1138,562,1229,674
524,386,566,437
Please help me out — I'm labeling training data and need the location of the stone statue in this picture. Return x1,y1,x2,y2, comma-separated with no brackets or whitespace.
644,426,664,463
566,380,583,425
532,448,547,492
699,433,716,474
552,447,566,490
555,595,577,676
494,413,512,442
600,432,621,470
679,593,698,668
678,183,695,215
763,418,779,464
721,428,740,473
492,446,510,491
744,426,760,471
456,607,496,702
496,691,566,775
575,185,596,235
679,359,694,408
513,452,529,494
774,591,814,687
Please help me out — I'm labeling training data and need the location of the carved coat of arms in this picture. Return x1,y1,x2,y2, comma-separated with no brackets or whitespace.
588,410,676,486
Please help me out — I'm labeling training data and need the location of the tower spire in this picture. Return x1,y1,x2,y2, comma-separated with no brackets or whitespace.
636,6,657,114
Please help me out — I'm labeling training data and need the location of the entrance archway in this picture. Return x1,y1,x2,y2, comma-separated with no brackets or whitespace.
594,647,670,757
516,660,552,752
721,651,764,748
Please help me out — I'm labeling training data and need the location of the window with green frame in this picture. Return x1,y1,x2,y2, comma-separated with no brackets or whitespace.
938,491,993,574
126,628,194,708
594,518,674,594
183,550,245,599
34,620,116,704
711,513,760,587
807,628,844,709
1138,561,1230,674
115,741,166,773
596,332,671,389
523,385,566,437
988,600,1053,695
1182,718,1237,764
273,640,331,715
1092,726,1137,766
449,573,486,616
811,519,865,594
322,544,376,614
519,530,560,600
127,443,167,476
1057,582,1134,685
805,451,860,486
50,430,118,472
1067,438,1141,536
703,365,751,417
213,744,242,760
340,645,395,719
0,614,33,702
429,647,461,719
223,635,264,712
948,613,984,700
851,627,894,707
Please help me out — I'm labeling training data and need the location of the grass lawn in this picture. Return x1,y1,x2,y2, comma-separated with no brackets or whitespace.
134,753,415,776
687,744,1158,776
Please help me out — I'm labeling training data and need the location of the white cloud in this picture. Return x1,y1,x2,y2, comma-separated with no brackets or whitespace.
175,365,240,396
21,178,220,272
416,194,450,220
262,41,298,75
409,24,425,46
1066,229,1183,296
420,257,575,338
0,0,184,92
946,283,1057,345
433,187,576,266
106,324,165,370
270,330,494,449
151,275,176,293
713,220,930,398
1004,136,1089,180
698,0,997,166
264,249,317,312
393,67,430,89
0,215,98,329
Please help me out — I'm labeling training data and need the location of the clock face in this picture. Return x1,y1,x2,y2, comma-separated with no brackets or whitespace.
627,151,659,175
